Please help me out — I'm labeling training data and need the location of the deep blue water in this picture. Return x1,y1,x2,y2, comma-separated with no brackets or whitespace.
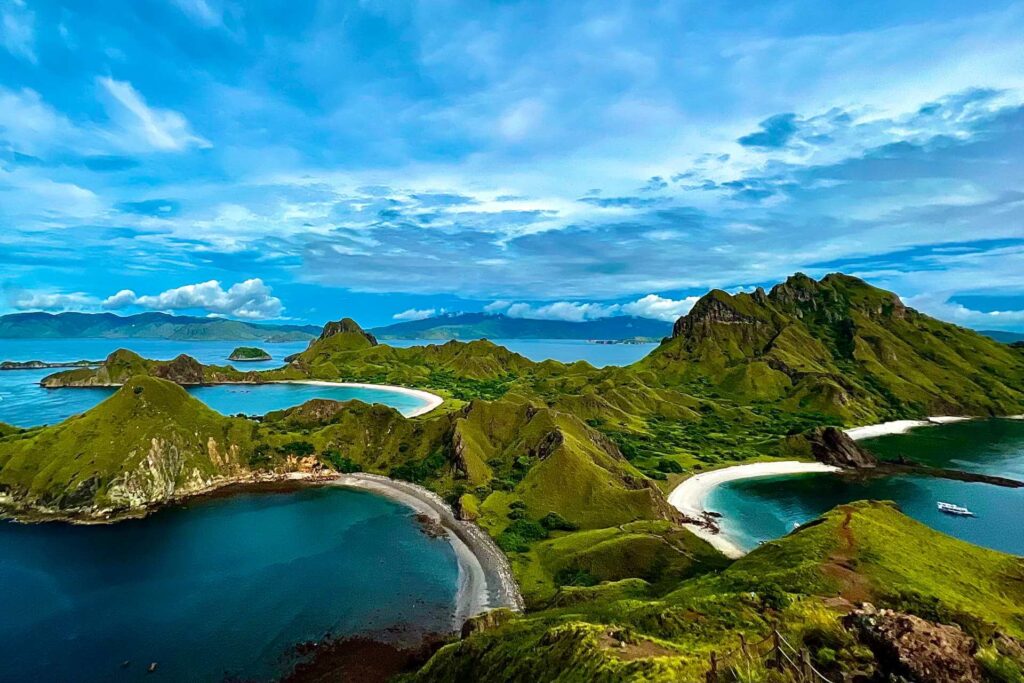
707,419,1024,556
0,486,459,682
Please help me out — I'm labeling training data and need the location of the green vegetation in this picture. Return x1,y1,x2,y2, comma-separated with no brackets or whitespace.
409,502,1024,683
228,346,272,361
7,273,1024,681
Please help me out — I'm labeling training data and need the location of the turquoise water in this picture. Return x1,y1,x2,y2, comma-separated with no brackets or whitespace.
0,338,652,427
0,486,459,681
0,338,432,427
707,419,1024,556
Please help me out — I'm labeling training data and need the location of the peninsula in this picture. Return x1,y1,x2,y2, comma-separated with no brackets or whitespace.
4,273,1024,682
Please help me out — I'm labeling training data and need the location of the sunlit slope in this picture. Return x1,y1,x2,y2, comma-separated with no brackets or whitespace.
411,501,1024,683
640,273,1024,423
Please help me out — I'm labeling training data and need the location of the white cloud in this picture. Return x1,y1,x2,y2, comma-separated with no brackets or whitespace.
98,77,211,151
903,292,1024,330
0,87,78,155
170,0,222,27
505,300,620,322
10,290,97,311
102,279,283,319
392,307,436,321
620,294,700,321
1,0,36,63
484,293,701,322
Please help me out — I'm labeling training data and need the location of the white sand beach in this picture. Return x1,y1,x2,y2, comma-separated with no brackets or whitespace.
667,461,840,558
333,473,524,627
283,380,443,417
844,416,973,440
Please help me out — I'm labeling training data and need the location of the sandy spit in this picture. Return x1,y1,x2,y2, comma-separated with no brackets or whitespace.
333,474,524,627
667,461,841,559
280,380,443,417
844,416,973,441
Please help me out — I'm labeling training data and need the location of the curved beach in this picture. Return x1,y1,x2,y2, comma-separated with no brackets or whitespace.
333,473,524,627
282,380,444,417
844,415,972,441
667,461,840,558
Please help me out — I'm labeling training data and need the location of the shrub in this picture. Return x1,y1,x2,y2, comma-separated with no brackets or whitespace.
322,449,360,473
539,512,578,532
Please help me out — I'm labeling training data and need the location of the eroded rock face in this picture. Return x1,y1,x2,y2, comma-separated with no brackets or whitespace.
804,426,877,468
461,608,516,638
672,293,761,338
319,318,378,346
153,354,206,385
844,604,982,683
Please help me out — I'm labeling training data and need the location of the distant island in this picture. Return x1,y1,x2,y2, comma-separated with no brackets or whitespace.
228,347,272,362
0,312,320,342
370,312,671,340
982,330,1024,344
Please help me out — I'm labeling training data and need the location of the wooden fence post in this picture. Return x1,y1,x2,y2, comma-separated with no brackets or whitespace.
800,648,812,679
772,630,783,671
706,651,718,683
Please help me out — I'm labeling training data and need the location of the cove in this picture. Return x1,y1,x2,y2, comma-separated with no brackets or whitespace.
0,485,459,682
0,371,431,427
707,419,1024,556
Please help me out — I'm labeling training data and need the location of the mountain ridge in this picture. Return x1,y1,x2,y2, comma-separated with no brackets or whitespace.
370,312,671,340
0,311,320,341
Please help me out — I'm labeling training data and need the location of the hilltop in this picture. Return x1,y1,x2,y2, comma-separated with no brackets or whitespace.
0,311,320,341
370,312,671,341
640,273,1024,424
413,501,1024,682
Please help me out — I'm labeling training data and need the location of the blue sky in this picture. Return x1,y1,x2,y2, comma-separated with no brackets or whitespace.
1,0,1023,329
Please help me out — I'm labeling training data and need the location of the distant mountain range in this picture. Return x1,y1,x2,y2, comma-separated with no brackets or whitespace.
981,330,1024,344
0,312,321,342
369,312,672,340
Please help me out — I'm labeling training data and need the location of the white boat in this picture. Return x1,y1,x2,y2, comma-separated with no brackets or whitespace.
937,502,974,517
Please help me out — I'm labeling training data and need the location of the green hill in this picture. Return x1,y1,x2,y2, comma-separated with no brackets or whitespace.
640,273,1024,424
0,311,320,341
411,501,1024,683
0,377,257,516
371,313,670,340
12,273,1024,681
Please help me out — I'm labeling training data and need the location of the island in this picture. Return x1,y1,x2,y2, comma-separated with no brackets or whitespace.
5,272,1024,682
228,346,272,362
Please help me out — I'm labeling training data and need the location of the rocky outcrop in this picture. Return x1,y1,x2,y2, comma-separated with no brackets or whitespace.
844,604,982,683
800,426,877,468
319,318,378,346
672,291,763,338
461,608,517,638
153,354,206,385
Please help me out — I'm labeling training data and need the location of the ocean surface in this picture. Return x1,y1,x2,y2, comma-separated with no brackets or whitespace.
707,419,1024,556
0,486,459,681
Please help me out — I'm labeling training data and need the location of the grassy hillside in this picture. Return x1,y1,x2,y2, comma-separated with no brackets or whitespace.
411,502,1024,682
0,377,257,514
13,273,1024,681
641,273,1024,424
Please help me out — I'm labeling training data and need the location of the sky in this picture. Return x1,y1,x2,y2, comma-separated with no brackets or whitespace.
1,0,1023,330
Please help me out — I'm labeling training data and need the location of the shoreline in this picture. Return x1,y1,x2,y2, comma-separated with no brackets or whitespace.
844,415,973,441
279,380,443,418
667,461,840,559
2,469,524,630
42,379,445,419
333,473,524,626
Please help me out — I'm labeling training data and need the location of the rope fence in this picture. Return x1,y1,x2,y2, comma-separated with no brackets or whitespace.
705,629,834,683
